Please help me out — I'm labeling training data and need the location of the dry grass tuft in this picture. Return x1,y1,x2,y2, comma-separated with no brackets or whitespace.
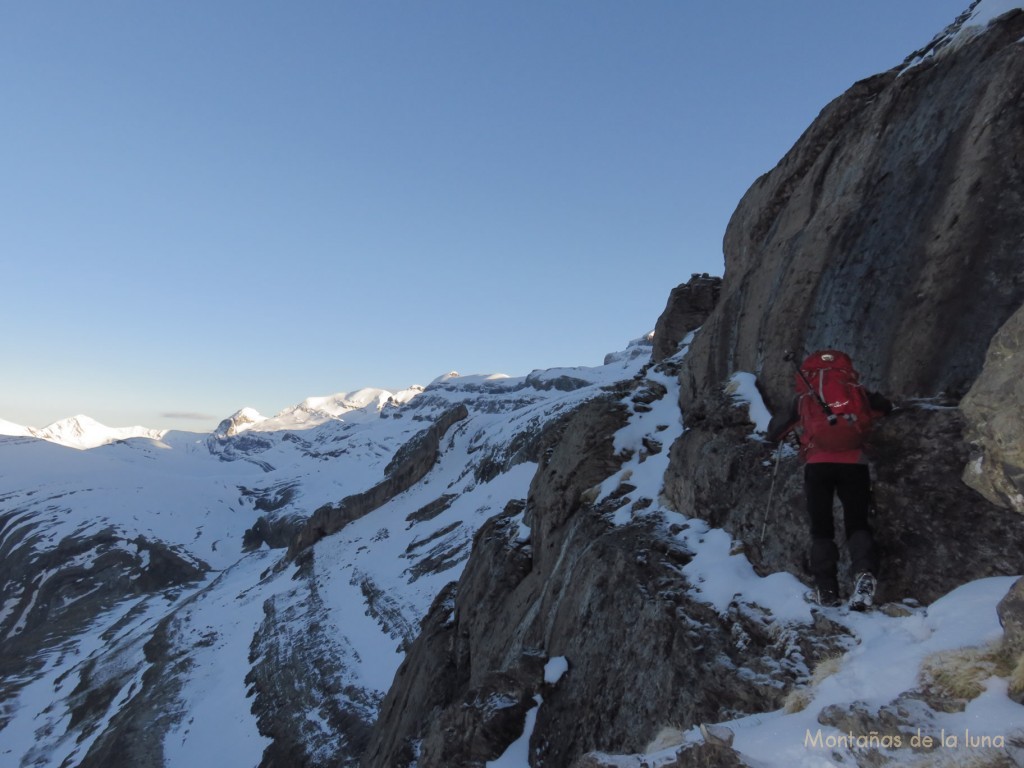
579,484,601,505
643,725,685,754
784,654,844,714
918,642,1016,703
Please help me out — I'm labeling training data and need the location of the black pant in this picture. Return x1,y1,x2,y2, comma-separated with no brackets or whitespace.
805,463,878,590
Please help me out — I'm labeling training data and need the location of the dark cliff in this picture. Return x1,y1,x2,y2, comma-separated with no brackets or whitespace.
667,6,1024,605
683,8,1024,407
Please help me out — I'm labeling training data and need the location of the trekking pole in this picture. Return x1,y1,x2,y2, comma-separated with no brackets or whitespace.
759,440,784,545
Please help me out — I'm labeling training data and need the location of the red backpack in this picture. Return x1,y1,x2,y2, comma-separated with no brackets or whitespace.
795,350,875,455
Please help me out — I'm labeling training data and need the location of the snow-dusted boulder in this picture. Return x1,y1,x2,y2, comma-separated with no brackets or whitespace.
961,303,1024,515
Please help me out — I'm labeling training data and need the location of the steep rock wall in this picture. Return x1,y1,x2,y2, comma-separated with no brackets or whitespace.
666,9,1024,605
681,9,1024,409
651,273,722,362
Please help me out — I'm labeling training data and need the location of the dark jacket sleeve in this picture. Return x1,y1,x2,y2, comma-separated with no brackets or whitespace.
765,397,799,443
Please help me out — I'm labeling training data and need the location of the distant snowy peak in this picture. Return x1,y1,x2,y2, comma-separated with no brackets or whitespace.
230,386,425,435
293,388,394,416
428,371,512,388
2,415,169,450
430,371,461,385
603,332,655,366
214,407,268,438
35,415,167,449
5,335,657,451
278,388,396,423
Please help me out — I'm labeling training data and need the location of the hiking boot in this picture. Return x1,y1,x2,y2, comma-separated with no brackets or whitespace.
805,586,841,608
849,572,876,611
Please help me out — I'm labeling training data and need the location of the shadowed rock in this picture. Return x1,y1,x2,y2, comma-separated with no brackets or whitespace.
286,405,469,558
652,273,723,363
961,303,1024,514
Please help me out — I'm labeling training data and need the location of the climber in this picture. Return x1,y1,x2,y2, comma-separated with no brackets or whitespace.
766,350,893,611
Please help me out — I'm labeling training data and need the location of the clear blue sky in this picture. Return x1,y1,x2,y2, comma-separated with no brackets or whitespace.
2,1,969,430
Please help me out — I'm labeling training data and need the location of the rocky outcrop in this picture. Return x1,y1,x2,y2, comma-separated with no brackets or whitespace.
999,577,1024,658
361,396,631,767
961,303,1024,514
0,525,205,644
215,407,267,438
246,563,382,768
651,273,723,362
285,405,468,557
73,611,195,768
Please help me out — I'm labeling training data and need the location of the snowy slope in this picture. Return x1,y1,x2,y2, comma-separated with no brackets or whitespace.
0,337,655,768
0,418,31,437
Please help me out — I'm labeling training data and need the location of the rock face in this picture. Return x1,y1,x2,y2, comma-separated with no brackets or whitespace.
0,519,208,742
665,8,1024,605
361,396,634,767
999,577,1024,657
246,559,384,768
961,303,1024,514
680,8,1024,411
651,273,723,363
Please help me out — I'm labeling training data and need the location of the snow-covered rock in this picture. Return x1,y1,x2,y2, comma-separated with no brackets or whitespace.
215,406,268,437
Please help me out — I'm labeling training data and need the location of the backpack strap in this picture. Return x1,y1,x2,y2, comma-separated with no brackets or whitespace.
795,362,838,425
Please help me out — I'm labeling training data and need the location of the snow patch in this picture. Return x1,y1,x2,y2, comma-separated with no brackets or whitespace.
544,656,569,684
902,0,1024,73
726,372,771,433
963,0,1024,30
486,695,542,768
